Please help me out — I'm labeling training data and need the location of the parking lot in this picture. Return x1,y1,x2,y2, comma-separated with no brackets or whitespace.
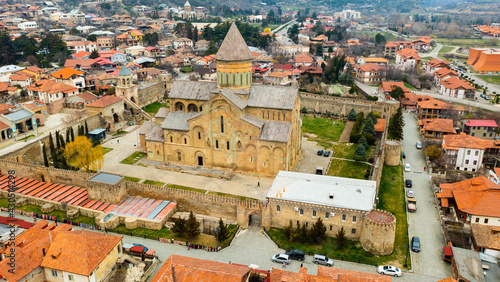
294,137,332,175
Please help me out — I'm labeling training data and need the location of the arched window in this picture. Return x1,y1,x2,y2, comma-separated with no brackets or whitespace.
184,138,187,144
352,216,357,223
177,151,181,161
312,210,316,217
198,132,201,139
299,209,303,215
342,214,346,221
216,140,219,149
170,136,173,142
325,212,329,218
277,205,280,211
220,115,224,133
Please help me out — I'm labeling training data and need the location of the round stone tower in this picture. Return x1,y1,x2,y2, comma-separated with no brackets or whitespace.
215,21,253,90
360,209,396,255
384,140,402,166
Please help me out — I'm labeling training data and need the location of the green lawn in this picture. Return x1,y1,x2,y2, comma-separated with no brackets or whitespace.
436,38,492,47
376,165,411,268
143,102,168,115
267,228,378,265
124,176,141,182
0,199,96,225
18,134,35,141
421,56,435,61
102,147,113,154
480,75,500,85
438,46,454,54
302,116,346,149
327,159,371,180
143,180,165,186
112,130,127,136
120,151,147,165
404,82,416,91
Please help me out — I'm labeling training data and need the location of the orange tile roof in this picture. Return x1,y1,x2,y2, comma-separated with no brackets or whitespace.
151,254,252,282
64,59,97,69
471,223,500,251
40,230,122,276
26,66,43,72
26,79,78,94
419,118,456,134
51,68,85,80
72,51,91,59
317,266,391,281
77,92,97,103
86,95,124,108
427,58,450,68
375,118,386,132
380,81,411,94
440,176,500,217
129,29,144,36
437,278,458,282
433,68,458,79
295,55,313,64
270,267,331,282
268,71,289,78
0,120,8,130
417,98,453,110
443,133,500,150
9,73,30,81
357,63,385,72
363,57,388,63
440,76,475,90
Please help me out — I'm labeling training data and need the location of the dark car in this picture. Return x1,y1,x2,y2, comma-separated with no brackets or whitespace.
285,249,305,261
411,236,420,252
405,179,412,188
323,150,331,157
317,149,324,155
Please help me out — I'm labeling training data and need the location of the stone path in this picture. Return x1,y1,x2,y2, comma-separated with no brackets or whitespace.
338,121,355,142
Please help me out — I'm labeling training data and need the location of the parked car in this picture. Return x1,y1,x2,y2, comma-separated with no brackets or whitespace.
411,236,421,252
416,141,422,149
285,249,305,261
377,265,402,277
405,163,411,172
407,189,414,198
316,166,324,175
405,179,412,188
132,243,148,253
481,93,486,98
407,199,417,212
323,150,331,157
313,254,334,266
402,152,406,159
272,253,291,264
485,96,491,100
317,149,324,155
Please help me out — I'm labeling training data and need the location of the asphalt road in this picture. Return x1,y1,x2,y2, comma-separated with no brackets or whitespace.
402,113,453,280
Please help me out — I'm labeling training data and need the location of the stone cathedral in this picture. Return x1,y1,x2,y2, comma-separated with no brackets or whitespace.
139,22,302,176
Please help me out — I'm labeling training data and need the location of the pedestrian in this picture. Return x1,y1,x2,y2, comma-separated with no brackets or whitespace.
187,241,190,250
257,182,260,187
424,166,426,171
282,262,286,268
117,139,119,144
300,263,303,268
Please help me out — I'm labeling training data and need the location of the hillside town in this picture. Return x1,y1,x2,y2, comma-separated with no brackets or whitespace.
0,0,499,281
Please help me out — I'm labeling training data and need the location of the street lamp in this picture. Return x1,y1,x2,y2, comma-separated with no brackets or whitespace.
404,243,409,267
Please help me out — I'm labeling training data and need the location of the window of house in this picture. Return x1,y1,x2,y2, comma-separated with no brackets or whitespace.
475,151,479,156
330,225,332,231
68,274,74,281
299,209,303,215
277,205,280,211
483,133,486,137
342,214,346,221
352,216,357,223
216,140,219,149
351,229,356,234
198,132,201,139
52,270,57,277
312,210,316,217
485,218,489,224
473,160,477,165
465,160,469,164
472,133,475,136
325,212,329,218
305,222,308,227
227,141,230,150
475,217,480,223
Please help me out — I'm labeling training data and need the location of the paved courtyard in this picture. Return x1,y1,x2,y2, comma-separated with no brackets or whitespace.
402,113,453,279
294,137,331,174
100,128,273,200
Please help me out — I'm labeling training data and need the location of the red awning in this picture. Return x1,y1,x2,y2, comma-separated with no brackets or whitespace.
129,246,145,253
443,246,453,256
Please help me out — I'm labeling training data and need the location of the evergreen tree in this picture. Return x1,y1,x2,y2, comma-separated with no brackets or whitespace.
354,144,366,159
358,135,368,148
310,218,327,244
85,121,89,136
43,145,49,167
78,125,84,136
171,217,187,236
390,86,405,99
347,108,357,121
59,134,65,149
56,131,61,149
49,132,55,156
185,211,200,239
217,218,230,242
70,127,75,142
193,27,198,42
388,106,405,141
375,33,387,45
362,118,375,136
299,223,308,242
66,129,70,143
283,220,293,241
89,49,99,59
335,227,347,249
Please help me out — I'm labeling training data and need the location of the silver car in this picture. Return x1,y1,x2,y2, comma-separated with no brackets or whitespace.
272,253,291,264
313,254,334,266
377,265,402,277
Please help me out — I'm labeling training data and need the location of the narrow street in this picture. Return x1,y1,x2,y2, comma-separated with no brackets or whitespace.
401,113,453,279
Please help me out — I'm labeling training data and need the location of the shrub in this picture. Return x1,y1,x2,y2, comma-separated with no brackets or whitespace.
301,106,308,114
354,144,366,159
347,108,357,121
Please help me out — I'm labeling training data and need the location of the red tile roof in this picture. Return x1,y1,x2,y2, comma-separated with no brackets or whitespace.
375,119,386,132
77,92,97,103
419,119,456,134
26,79,78,94
51,68,85,80
443,133,500,150
380,81,411,94
151,254,252,282
318,266,391,281
86,95,124,108
440,76,475,90
72,51,91,59
464,119,498,128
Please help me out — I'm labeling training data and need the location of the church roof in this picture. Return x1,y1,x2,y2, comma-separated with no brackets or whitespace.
161,111,200,131
117,66,132,76
168,81,218,100
246,84,297,110
260,121,292,143
220,88,246,110
215,22,254,61
184,0,191,6
241,114,264,128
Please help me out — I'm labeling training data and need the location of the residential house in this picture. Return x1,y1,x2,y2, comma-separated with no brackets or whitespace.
311,34,328,43
384,41,414,57
433,68,459,86
64,59,101,71
50,68,86,92
72,51,91,59
266,71,290,86
355,63,386,84
195,39,210,49
294,54,313,66
470,223,500,260
460,119,498,139
195,54,216,68
65,91,98,109
426,58,450,74
66,41,97,53
96,36,114,50
439,76,476,99
144,46,164,59
85,96,125,130
0,65,24,76
21,66,45,82
418,118,457,141
17,21,37,30
400,92,433,110
0,107,36,137
125,46,146,60
396,48,421,70
379,81,412,98
412,36,432,52
192,66,216,80
416,98,464,119
9,73,32,88
450,247,500,282
322,41,338,55
99,50,127,64
173,38,193,49
358,57,389,67
0,104,15,115
442,133,499,171
27,79,79,106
